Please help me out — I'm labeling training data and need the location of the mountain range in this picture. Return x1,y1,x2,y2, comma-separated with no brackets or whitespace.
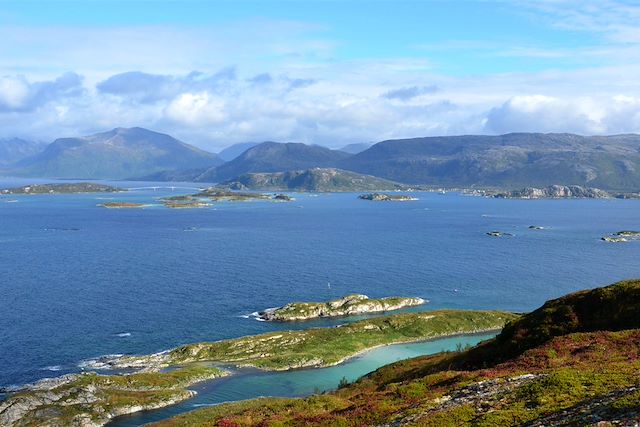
4,128,640,191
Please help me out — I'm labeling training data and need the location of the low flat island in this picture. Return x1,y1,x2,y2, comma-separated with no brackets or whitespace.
99,202,146,209
358,193,418,201
0,182,124,195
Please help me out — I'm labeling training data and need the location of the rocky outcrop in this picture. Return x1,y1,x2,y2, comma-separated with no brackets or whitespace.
601,230,640,243
492,185,611,199
0,367,224,427
258,294,426,321
486,231,514,237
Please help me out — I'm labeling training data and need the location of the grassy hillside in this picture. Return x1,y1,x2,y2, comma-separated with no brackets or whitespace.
151,279,640,426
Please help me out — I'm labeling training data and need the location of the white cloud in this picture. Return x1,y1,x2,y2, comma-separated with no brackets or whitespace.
485,94,640,135
164,92,227,126
0,73,84,112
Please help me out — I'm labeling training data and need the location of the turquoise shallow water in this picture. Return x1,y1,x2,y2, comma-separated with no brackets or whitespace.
1,177,640,418
108,333,494,426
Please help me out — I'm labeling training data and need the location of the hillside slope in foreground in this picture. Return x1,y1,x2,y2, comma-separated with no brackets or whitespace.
154,279,640,427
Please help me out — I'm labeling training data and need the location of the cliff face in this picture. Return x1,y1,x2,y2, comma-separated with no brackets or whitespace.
258,294,425,321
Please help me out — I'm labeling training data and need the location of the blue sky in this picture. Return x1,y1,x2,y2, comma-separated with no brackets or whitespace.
1,0,639,150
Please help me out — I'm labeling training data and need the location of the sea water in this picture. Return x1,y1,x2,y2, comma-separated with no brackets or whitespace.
1,178,639,412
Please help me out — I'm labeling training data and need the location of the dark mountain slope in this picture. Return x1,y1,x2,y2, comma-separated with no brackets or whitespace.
339,133,640,191
217,142,259,161
0,138,46,167
195,141,351,182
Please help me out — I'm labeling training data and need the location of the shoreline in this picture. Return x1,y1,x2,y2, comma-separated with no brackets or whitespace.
1,329,502,427
105,330,500,427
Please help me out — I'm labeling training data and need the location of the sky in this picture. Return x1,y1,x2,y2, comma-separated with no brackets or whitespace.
1,0,640,151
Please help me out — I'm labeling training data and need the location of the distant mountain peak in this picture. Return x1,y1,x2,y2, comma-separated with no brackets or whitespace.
11,127,221,179
196,141,352,182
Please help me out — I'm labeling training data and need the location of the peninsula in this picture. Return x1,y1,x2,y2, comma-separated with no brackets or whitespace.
0,310,515,426
88,310,516,372
0,182,124,195
257,294,426,321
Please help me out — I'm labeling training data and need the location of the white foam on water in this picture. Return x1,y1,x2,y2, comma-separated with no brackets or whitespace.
116,332,131,337
41,365,62,371
77,354,124,370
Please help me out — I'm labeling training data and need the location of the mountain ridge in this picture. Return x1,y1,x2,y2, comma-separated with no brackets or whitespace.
10,127,222,179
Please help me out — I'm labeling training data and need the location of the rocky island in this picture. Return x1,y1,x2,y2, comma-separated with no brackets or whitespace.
486,231,514,237
160,195,210,209
99,202,146,209
601,230,640,243
0,182,124,195
358,193,418,201
193,188,291,202
257,294,426,321
219,168,411,192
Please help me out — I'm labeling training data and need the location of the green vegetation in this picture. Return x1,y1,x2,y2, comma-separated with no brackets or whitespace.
0,366,225,427
168,310,516,370
150,279,640,426
258,294,425,321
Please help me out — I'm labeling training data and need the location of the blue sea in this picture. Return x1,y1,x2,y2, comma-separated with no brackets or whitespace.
1,177,639,423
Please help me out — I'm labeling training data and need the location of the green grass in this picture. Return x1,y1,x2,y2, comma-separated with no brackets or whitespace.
168,310,517,369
